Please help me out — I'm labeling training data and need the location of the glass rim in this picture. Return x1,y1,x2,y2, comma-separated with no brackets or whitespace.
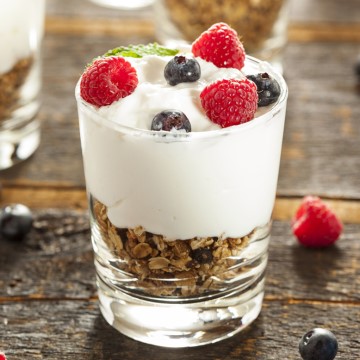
75,55,288,141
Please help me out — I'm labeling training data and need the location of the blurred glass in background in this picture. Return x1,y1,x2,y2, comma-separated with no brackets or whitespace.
0,0,45,170
154,0,290,72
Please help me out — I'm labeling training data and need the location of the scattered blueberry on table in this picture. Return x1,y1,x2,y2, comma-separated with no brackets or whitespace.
299,328,338,360
0,203,33,241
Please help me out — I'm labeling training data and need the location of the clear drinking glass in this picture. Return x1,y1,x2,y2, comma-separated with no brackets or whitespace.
76,56,287,347
0,0,45,170
154,0,290,71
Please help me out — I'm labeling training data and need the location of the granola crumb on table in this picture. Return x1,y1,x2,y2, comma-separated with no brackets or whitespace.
93,199,251,297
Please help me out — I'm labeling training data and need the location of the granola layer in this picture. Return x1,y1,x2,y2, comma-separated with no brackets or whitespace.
0,56,33,122
162,0,284,53
93,199,253,297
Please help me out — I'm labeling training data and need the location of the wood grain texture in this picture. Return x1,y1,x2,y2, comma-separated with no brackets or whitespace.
1,0,359,201
1,300,359,359
2,187,360,224
1,37,360,200
45,0,360,30
1,0,360,357
0,211,359,358
0,211,359,303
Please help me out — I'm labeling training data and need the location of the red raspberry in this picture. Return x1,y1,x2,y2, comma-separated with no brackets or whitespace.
80,57,138,107
292,196,343,248
200,78,258,127
191,22,246,70
0,353,7,360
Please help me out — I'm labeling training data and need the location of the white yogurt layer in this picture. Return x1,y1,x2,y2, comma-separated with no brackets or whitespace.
77,54,287,240
0,0,45,74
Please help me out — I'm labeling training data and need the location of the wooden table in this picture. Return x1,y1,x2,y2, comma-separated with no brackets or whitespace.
1,0,360,358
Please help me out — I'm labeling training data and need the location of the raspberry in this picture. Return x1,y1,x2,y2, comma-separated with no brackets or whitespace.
80,57,138,107
0,352,7,360
292,196,343,248
200,78,258,127
191,22,246,70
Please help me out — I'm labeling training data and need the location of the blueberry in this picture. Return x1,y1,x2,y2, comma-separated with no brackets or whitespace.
0,204,33,241
164,56,201,86
192,248,213,264
299,328,338,360
151,110,191,132
246,72,281,107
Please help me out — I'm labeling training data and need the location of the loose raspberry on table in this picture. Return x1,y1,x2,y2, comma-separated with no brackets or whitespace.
292,196,343,248
0,352,7,360
80,57,138,107
200,78,258,128
191,22,246,70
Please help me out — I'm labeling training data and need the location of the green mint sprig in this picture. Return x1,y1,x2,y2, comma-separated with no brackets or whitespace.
103,43,179,58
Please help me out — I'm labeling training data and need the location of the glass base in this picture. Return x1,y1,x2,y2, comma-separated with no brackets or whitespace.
92,218,271,347
0,116,40,170
97,273,264,347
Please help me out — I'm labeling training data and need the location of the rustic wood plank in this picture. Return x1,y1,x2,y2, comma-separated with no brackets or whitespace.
45,0,360,27
0,210,95,300
1,28,360,199
289,0,360,24
288,23,360,42
0,211,359,302
1,187,360,224
268,221,360,302
273,197,360,224
44,16,360,43
0,186,87,210
45,16,154,37
0,299,359,359
279,42,360,199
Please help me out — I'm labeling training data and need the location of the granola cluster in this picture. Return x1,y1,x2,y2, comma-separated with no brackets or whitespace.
161,0,285,53
0,57,33,122
93,199,251,297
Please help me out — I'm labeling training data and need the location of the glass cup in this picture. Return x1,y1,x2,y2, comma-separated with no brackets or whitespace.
0,0,45,170
154,0,290,72
76,56,288,347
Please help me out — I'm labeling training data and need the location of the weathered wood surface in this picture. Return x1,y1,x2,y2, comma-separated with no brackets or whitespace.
1,213,359,302
0,211,359,358
1,300,359,359
1,0,360,211
1,0,360,357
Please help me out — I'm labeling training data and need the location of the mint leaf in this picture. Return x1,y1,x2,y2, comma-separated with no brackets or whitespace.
103,43,179,58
